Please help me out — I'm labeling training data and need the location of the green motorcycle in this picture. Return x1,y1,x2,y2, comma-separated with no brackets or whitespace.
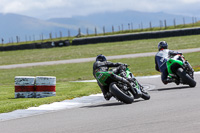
167,53,196,87
96,66,150,104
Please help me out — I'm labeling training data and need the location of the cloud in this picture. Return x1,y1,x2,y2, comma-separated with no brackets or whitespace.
0,0,199,19
1,1,26,13
1,0,65,12
182,0,200,3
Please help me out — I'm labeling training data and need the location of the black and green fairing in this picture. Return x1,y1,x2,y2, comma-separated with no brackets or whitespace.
166,55,184,78
95,71,114,86
95,68,132,86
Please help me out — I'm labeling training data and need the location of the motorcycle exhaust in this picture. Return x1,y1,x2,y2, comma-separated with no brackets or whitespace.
111,74,136,95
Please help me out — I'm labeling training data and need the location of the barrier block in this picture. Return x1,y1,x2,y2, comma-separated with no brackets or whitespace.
15,76,35,98
35,76,56,98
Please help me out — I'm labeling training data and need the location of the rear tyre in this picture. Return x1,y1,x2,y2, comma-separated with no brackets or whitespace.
176,68,196,87
109,82,134,104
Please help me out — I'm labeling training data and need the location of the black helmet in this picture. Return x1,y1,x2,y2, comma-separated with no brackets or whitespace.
158,41,168,51
96,54,107,62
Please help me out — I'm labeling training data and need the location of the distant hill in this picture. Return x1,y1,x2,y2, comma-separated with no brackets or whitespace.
50,10,193,32
0,13,82,43
0,11,194,43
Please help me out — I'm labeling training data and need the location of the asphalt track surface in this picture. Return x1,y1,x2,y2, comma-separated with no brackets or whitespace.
0,73,200,133
0,48,200,69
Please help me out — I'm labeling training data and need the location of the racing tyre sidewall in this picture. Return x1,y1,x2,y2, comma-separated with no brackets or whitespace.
109,82,134,104
176,68,196,87
141,92,150,100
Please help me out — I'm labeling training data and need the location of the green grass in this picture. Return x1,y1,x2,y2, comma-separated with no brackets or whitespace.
0,82,101,113
0,34,200,65
0,52,199,113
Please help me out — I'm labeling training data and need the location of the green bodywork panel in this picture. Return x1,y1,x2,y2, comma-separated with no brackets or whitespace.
126,68,131,77
95,68,141,92
96,71,113,86
95,68,130,86
167,58,184,75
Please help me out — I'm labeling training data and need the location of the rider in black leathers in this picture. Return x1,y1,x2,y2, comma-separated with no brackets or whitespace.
93,54,128,100
155,41,182,84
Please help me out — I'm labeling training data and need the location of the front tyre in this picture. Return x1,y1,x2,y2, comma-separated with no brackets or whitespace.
141,92,150,100
176,68,196,87
109,82,134,104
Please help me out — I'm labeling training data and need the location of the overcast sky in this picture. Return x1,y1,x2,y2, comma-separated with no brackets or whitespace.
0,0,200,19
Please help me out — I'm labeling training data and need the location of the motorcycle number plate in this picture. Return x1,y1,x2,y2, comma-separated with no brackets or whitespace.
97,73,103,79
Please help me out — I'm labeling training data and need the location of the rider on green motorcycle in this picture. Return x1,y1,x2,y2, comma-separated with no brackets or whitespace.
93,54,128,100
155,41,183,85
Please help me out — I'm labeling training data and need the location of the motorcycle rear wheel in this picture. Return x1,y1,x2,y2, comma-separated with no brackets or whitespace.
176,68,196,87
109,82,134,104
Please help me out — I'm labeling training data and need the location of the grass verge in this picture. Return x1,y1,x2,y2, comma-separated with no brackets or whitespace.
0,34,200,65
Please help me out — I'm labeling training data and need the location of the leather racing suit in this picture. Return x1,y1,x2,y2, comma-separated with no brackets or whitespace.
155,49,182,84
93,61,125,100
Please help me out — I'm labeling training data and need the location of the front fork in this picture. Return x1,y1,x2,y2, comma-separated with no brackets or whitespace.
183,61,194,79
130,78,142,98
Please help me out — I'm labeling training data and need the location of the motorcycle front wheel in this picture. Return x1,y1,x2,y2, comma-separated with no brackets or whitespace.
141,92,150,100
109,82,134,104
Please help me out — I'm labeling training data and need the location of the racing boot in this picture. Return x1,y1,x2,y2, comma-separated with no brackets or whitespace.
173,78,180,85
104,92,112,100
164,78,179,85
